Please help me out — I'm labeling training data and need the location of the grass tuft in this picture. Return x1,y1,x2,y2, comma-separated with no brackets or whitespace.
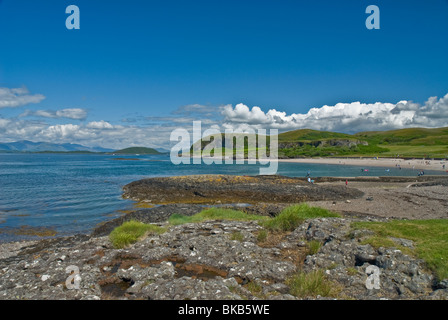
263,203,340,232
245,281,264,298
230,231,244,242
109,220,166,249
286,269,341,298
256,230,268,243
307,240,322,255
346,267,358,276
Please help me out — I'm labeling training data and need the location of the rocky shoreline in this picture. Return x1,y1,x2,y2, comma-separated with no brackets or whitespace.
0,174,447,300
1,215,447,300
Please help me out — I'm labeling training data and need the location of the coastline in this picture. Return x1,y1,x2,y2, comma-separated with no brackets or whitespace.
1,174,447,300
278,157,448,172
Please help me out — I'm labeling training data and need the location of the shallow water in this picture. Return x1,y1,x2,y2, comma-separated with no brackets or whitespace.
0,153,442,242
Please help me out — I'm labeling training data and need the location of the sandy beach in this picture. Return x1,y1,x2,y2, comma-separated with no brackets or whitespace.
279,157,448,173
311,180,448,220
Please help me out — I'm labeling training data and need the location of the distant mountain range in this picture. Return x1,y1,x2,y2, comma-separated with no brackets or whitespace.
0,140,163,154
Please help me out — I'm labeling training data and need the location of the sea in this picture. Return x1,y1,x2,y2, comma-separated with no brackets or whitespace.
0,153,443,242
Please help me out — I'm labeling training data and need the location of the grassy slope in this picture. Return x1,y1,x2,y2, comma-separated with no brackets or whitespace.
277,127,448,158
278,129,354,143
354,127,448,158
277,129,387,158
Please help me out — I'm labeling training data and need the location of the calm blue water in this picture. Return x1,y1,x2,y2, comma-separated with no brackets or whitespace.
0,153,443,242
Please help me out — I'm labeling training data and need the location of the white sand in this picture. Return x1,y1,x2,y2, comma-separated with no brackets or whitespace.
278,157,448,172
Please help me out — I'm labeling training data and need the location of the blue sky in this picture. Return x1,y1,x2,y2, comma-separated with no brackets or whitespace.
0,0,448,148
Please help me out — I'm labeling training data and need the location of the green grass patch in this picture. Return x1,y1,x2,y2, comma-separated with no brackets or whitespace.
352,219,448,279
256,229,268,243
109,220,166,249
376,144,448,158
307,240,322,255
263,204,340,232
245,281,264,298
286,269,342,298
359,236,398,251
168,207,269,225
230,231,244,242
346,267,358,276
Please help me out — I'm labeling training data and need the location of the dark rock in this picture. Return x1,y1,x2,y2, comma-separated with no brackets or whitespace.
355,245,377,265
122,175,364,205
437,279,448,289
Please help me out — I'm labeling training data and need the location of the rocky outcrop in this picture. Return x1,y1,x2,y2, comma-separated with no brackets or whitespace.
1,217,446,300
290,218,446,299
122,175,364,205
278,139,368,150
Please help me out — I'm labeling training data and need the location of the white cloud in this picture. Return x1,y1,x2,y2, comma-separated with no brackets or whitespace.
2,92,448,150
222,103,269,124
221,93,448,133
86,120,114,129
0,117,181,149
55,108,87,120
41,124,81,139
20,108,87,120
0,87,45,108
0,118,11,128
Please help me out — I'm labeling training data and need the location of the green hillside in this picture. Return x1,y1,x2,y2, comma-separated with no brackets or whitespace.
355,127,448,145
277,129,387,158
112,147,160,155
353,127,448,158
277,127,448,158
192,127,448,159
278,129,354,142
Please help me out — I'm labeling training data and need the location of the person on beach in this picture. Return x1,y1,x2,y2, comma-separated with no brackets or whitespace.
345,179,348,187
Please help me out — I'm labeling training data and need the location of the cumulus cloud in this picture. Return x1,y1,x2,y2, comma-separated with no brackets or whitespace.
86,120,114,129
20,108,87,120
2,92,448,150
0,87,45,108
221,93,448,133
0,103,225,149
